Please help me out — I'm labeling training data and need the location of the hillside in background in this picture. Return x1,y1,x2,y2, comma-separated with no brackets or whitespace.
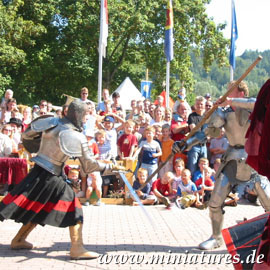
190,50,270,100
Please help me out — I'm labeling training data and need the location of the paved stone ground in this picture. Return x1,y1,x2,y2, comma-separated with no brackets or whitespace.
0,199,265,270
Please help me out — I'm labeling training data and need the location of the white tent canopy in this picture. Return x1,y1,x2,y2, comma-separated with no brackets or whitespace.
111,77,144,110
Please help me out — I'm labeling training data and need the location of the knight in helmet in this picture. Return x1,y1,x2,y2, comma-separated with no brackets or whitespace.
173,81,270,250
0,99,123,259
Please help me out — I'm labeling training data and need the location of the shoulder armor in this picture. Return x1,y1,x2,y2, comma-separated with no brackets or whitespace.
31,116,58,132
59,130,86,157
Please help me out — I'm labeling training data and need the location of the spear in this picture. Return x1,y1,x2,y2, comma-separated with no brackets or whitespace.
139,55,262,190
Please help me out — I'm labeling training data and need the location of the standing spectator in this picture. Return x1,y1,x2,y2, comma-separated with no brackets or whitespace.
209,127,228,166
132,168,157,206
143,99,151,114
22,107,32,132
8,118,23,154
47,102,54,114
117,120,138,159
164,107,172,125
173,87,191,114
0,98,17,125
111,92,124,115
159,124,174,178
103,115,118,158
32,105,39,118
126,99,138,120
156,95,165,107
205,100,213,112
150,105,165,127
97,88,110,113
187,96,207,175
171,101,190,141
138,126,162,185
149,103,156,119
0,125,13,157
80,87,93,104
1,89,13,111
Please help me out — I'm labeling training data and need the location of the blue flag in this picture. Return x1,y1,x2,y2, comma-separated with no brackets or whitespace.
230,0,238,70
141,81,152,99
164,0,174,62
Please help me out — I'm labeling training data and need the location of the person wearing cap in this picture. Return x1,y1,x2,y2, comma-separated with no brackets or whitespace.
103,115,118,158
8,118,23,154
173,87,191,114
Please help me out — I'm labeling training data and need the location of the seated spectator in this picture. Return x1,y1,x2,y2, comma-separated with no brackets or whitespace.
192,157,215,183
175,169,202,209
209,127,228,166
152,171,174,207
66,168,81,195
171,158,185,194
117,120,138,160
0,126,13,157
132,168,157,206
138,125,162,185
83,172,103,206
195,167,214,203
159,124,174,179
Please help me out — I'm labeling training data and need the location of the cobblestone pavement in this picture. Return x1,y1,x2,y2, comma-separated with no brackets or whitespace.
0,200,265,270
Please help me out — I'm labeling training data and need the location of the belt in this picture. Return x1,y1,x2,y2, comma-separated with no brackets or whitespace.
230,145,244,149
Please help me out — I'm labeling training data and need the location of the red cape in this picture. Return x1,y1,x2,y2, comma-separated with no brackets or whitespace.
245,79,270,178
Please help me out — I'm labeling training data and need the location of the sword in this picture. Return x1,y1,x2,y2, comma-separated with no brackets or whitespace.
118,171,155,227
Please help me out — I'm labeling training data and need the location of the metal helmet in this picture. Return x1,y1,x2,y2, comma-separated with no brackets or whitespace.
66,99,88,131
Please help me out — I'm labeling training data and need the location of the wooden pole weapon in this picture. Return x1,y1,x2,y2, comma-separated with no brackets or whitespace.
139,55,262,190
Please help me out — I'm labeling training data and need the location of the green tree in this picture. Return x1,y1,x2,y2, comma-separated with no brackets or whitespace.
0,0,229,105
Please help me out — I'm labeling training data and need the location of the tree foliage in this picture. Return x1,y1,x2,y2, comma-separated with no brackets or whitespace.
0,0,229,106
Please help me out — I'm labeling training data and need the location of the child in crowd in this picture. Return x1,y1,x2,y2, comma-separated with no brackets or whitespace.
83,172,103,206
209,127,228,166
117,120,138,159
195,167,215,203
95,129,118,197
95,129,113,160
152,172,174,207
133,120,142,142
153,125,162,146
66,168,81,195
171,158,185,194
192,157,215,183
139,125,162,185
103,115,118,158
175,169,202,209
159,124,174,179
132,168,157,206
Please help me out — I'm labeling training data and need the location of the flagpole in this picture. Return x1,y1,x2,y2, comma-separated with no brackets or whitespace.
166,62,170,108
97,0,104,104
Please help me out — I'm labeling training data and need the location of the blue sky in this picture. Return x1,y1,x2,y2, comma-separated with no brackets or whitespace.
206,0,270,56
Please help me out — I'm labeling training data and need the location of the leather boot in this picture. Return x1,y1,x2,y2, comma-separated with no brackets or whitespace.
69,222,99,260
11,223,37,250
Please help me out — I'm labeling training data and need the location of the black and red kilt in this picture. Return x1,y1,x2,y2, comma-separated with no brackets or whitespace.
0,165,83,227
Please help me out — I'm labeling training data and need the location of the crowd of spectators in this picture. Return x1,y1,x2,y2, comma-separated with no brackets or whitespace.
1,85,248,208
